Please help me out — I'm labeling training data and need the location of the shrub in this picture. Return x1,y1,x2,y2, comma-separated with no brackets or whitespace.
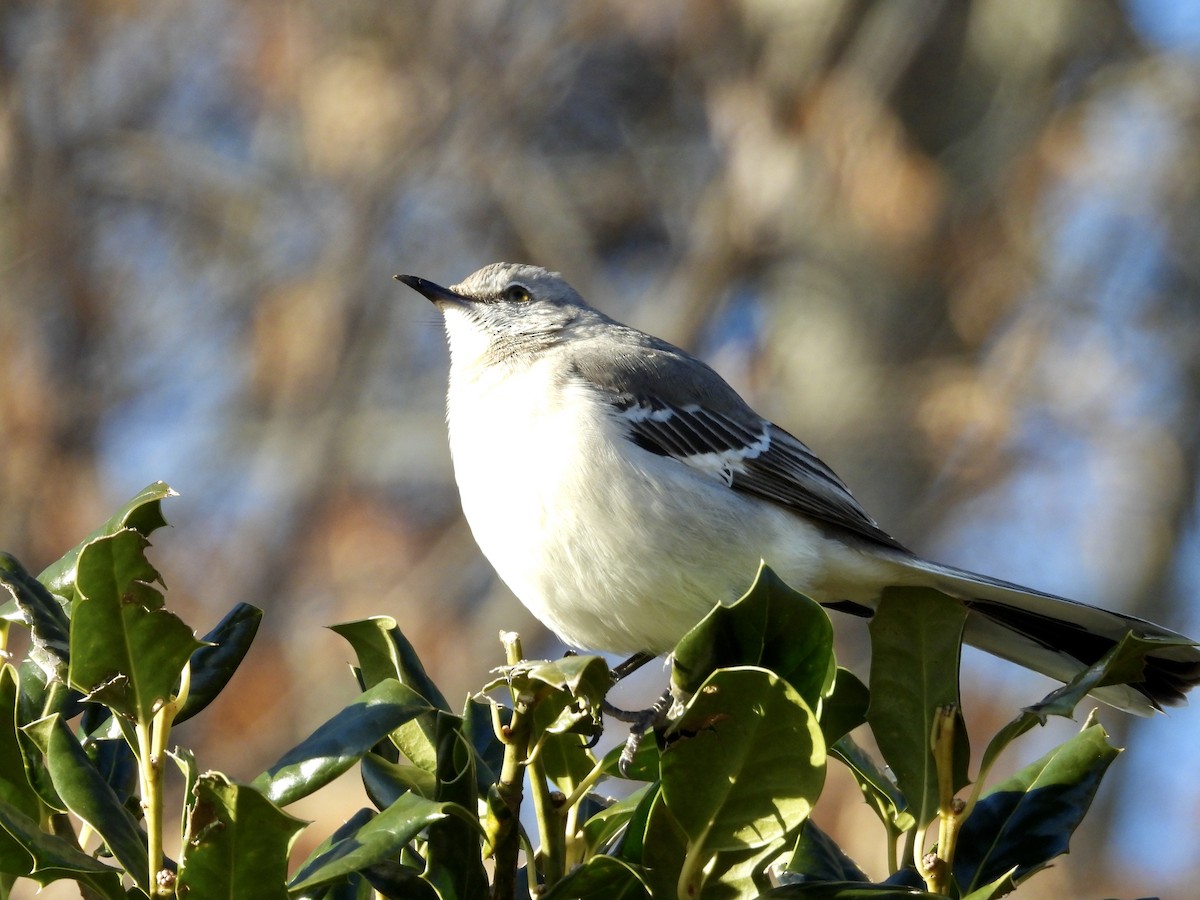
0,484,1170,899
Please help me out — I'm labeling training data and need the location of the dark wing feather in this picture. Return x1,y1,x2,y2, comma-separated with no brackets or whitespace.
568,335,905,551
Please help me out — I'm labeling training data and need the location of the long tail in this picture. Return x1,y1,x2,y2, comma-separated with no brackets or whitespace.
909,559,1200,714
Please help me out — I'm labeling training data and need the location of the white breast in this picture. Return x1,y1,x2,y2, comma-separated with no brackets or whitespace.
441,312,908,653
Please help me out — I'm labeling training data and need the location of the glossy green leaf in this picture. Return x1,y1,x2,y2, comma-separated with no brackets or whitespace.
539,731,598,797
705,840,791,900
866,588,969,829
254,679,431,807
37,482,176,600
820,668,869,746
67,529,205,722
761,883,940,898
581,785,652,856
0,554,71,682
360,860,438,900
177,772,305,899
330,617,449,709
0,796,33,879
975,631,1184,788
21,714,148,891
953,719,1118,892
361,752,436,808
829,735,914,833
781,820,869,883
515,654,611,703
331,617,447,774
462,694,505,789
0,667,40,822
0,797,125,898
288,793,478,893
672,563,835,710
12,664,66,813
176,602,263,725
487,654,610,743
623,787,687,899
541,855,650,899
424,712,488,900
171,746,201,825
662,667,825,855
960,868,1018,900
291,808,374,898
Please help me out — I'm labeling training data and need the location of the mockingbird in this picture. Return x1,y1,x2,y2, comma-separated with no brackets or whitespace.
398,262,1200,714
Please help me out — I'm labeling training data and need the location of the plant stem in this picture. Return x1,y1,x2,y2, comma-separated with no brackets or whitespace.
562,755,607,811
135,718,164,896
138,664,191,897
490,633,531,900
528,742,565,888
884,822,899,876
921,705,963,895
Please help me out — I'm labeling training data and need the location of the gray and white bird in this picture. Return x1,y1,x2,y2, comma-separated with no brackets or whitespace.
398,262,1200,714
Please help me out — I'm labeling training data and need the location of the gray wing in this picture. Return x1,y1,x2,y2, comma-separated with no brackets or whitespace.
569,335,906,551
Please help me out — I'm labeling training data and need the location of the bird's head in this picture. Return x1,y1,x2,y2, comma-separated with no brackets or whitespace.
397,263,595,366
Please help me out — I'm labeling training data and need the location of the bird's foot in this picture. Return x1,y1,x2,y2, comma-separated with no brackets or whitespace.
603,688,673,776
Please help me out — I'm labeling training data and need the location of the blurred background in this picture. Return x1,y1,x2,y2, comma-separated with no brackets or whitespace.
2,0,1199,895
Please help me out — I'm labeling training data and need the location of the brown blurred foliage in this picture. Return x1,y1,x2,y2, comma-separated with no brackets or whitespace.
2,1,1199,895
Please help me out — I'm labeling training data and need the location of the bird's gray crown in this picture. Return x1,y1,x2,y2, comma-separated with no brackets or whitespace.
451,263,588,309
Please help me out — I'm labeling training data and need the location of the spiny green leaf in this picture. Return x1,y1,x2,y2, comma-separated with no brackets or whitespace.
662,666,825,854
462,694,505,789
581,785,652,857
0,554,71,682
953,719,1119,892
0,797,125,898
975,631,1191,790
672,563,836,710
539,731,598,797
360,860,438,900
760,883,940,898
960,868,1018,900
176,602,263,725
331,617,447,775
820,668,869,746
360,752,437,808
704,840,791,899
20,714,148,891
598,734,660,782
781,820,870,883
424,712,488,900
67,529,205,722
829,736,914,834
0,667,40,822
541,855,650,900
178,772,305,899
330,617,449,710
253,679,431,807
623,787,686,899
38,482,176,600
867,588,970,829
288,793,480,893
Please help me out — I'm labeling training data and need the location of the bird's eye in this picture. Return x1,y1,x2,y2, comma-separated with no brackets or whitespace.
503,284,531,302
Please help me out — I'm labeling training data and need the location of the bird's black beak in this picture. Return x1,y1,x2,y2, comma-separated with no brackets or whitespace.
394,274,470,308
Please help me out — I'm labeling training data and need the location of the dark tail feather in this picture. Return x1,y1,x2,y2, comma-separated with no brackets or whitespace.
910,559,1200,714
964,598,1200,710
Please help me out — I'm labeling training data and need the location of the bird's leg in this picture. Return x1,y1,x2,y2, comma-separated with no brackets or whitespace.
611,651,656,681
601,650,658,722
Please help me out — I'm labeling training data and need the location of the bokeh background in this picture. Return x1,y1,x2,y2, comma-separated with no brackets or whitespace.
2,0,1199,895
